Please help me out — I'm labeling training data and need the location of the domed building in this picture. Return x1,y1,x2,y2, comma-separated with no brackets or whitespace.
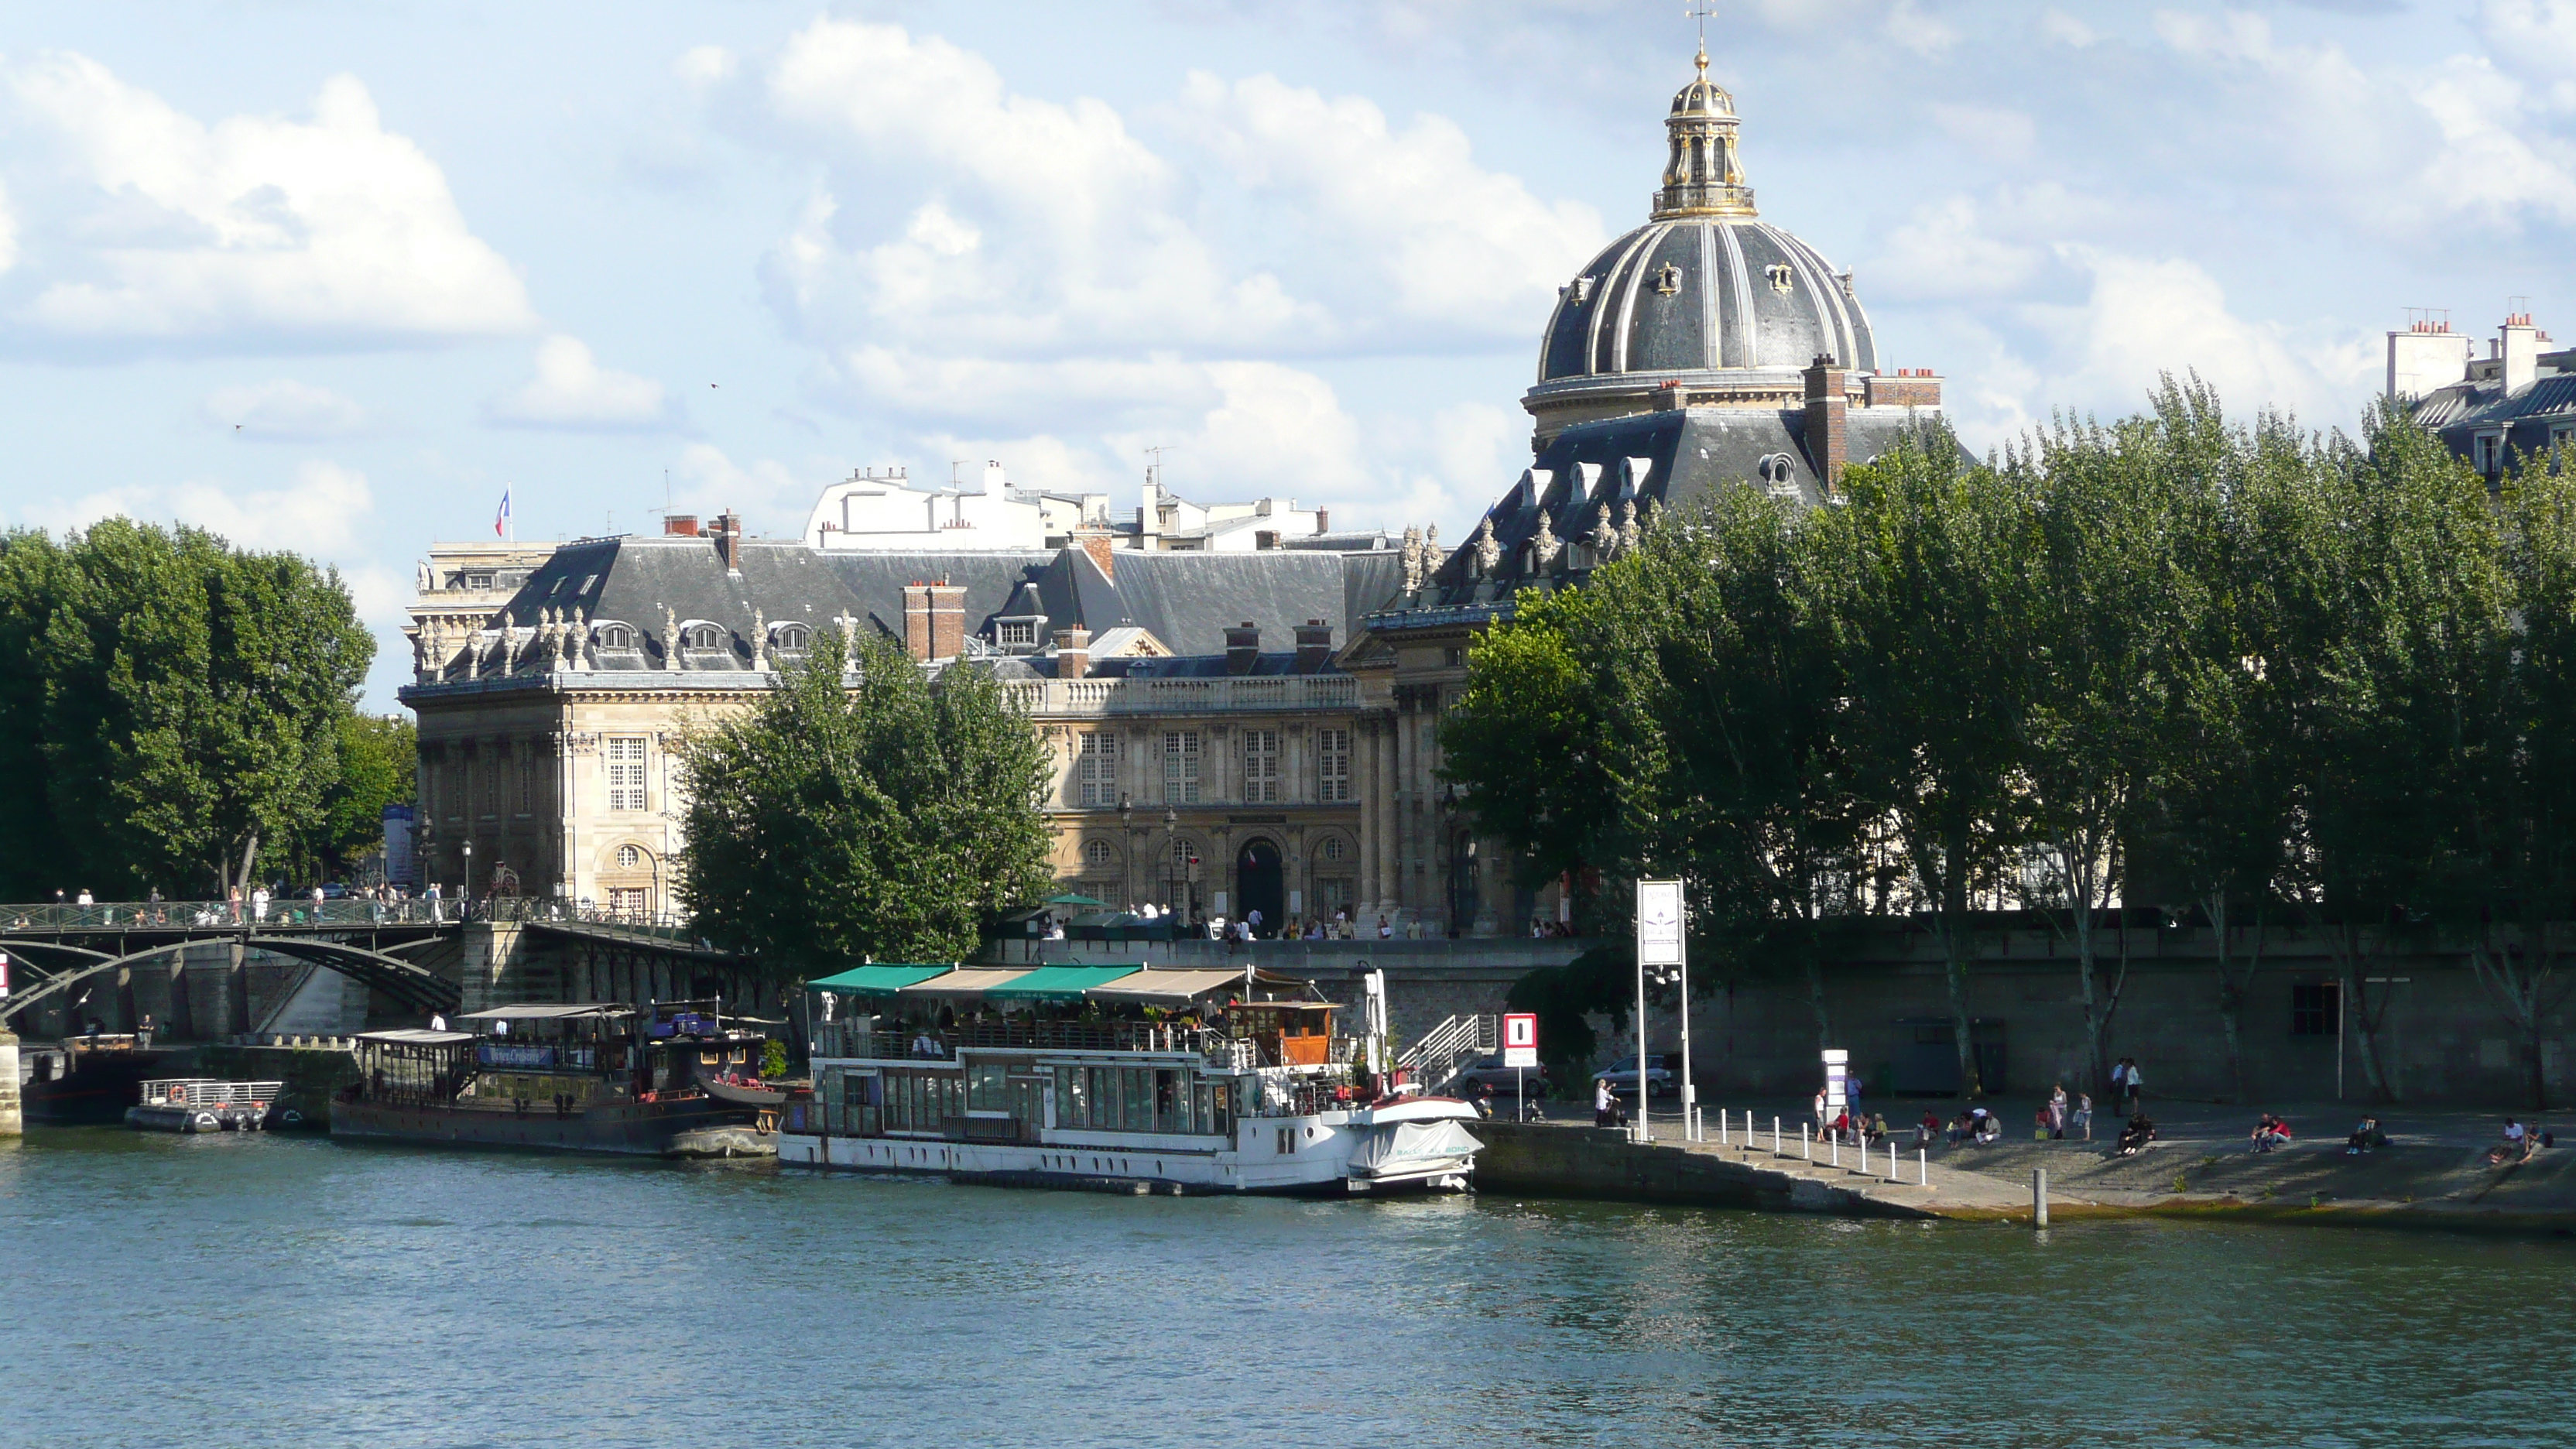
1427,46,1943,601
1342,46,1951,936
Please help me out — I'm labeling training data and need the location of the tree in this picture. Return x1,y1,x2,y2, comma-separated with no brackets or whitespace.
1439,584,1621,901
0,531,71,897
316,714,418,879
34,520,369,897
676,631,1054,975
1812,422,2040,1098
1589,487,1866,1048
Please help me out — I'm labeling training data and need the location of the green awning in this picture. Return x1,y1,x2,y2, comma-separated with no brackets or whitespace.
809,964,954,997
982,964,1145,1002
1045,891,1108,907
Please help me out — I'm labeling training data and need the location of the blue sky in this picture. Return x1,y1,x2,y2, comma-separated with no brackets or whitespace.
3,1,2571,707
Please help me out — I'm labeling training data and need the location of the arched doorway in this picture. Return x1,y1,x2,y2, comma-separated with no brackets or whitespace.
1235,839,1284,936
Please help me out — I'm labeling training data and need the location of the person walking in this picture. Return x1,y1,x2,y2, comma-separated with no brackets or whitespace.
1594,1075,1619,1129
2048,1084,2069,1140
228,885,242,924
2073,1092,2095,1141
426,881,444,924
251,886,270,923
2123,1058,2145,1118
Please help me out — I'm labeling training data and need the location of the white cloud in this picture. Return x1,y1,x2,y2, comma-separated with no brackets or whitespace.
43,458,378,555
1,53,533,347
1882,0,1960,57
204,379,369,439
674,44,738,89
2037,10,2098,48
1928,104,2036,166
670,442,804,523
486,335,677,430
1171,73,1604,335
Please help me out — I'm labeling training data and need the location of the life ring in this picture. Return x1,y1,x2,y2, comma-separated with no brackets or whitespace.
190,1112,219,1132
166,1086,187,1104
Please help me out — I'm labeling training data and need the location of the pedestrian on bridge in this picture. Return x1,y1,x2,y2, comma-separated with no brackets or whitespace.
252,886,270,923
228,886,242,923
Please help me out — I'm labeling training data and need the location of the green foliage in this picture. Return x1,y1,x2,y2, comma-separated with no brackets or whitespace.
1441,379,2571,1101
676,631,1055,976
317,714,417,876
761,1038,790,1080
0,519,371,897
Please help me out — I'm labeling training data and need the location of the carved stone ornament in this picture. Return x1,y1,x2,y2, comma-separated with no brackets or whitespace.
1588,502,1615,558
1400,526,1424,594
662,606,680,670
1617,498,1640,557
1532,511,1561,572
1472,518,1501,578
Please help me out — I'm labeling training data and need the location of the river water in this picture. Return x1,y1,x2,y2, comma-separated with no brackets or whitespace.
1,1127,2566,1448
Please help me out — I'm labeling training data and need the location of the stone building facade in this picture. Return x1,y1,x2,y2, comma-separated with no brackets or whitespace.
397,45,1944,940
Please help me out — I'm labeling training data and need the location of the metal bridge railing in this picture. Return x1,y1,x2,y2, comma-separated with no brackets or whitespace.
0,898,698,936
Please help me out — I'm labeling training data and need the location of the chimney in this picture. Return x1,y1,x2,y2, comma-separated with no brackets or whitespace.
1294,618,1332,673
902,584,933,662
1315,508,1330,534
2503,313,2540,394
1053,627,1091,681
1802,355,1848,491
1225,621,1260,677
714,510,745,572
664,514,700,537
1255,529,1279,551
1072,526,1115,580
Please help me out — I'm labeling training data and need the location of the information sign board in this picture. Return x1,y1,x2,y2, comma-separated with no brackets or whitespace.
1503,1012,1539,1069
1636,880,1684,966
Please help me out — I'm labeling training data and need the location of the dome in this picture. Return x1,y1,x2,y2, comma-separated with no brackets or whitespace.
1524,46,1877,436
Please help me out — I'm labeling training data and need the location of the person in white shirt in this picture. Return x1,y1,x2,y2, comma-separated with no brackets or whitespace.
1377,916,1392,939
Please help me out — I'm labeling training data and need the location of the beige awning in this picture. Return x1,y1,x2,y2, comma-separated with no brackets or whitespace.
898,968,1030,998
1083,969,1254,1007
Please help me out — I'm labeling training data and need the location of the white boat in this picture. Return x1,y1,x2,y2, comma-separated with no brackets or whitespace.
778,964,1481,1196
127,1079,283,1133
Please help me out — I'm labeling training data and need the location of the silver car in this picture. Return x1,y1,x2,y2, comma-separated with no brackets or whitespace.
1453,1053,1553,1098
1593,1054,1676,1099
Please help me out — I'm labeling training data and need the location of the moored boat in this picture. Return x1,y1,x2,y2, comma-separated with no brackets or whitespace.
126,1078,282,1133
331,1001,778,1157
779,963,1481,1195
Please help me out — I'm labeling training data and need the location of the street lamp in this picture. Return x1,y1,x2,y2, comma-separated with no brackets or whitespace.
461,841,473,906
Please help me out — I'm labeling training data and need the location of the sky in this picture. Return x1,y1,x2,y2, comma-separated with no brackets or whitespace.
3,1,2573,709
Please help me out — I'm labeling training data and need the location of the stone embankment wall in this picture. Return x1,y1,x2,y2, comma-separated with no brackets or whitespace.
0,1030,19,1135
194,1043,359,1127
1472,1122,1931,1217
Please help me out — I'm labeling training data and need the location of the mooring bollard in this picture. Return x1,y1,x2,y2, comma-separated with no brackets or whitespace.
2033,1166,2049,1228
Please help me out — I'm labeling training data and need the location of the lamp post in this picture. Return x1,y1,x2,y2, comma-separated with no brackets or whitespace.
1119,794,1134,909
461,841,474,922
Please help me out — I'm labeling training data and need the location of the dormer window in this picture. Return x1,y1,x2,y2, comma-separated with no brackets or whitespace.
682,623,728,652
594,622,639,651
997,619,1038,648
772,622,812,653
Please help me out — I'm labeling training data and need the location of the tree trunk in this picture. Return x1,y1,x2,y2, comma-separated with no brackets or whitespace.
1938,837,1980,1098
231,831,260,899
2331,925,2394,1102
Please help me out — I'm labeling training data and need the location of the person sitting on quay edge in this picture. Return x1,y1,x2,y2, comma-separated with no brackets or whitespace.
2487,1118,2537,1166
2115,1113,2157,1156
2345,1116,2388,1155
1593,1076,1622,1129
1917,1110,1942,1150
2250,1113,2293,1153
1970,1106,2001,1145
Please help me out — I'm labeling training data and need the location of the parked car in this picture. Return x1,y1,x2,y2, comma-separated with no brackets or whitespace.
1453,1053,1552,1098
1593,1054,1677,1099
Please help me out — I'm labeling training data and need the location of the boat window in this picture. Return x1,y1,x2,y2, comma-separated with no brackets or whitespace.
1122,1068,1152,1132
968,1063,1009,1112
1154,1069,1180,1133
1194,1082,1214,1136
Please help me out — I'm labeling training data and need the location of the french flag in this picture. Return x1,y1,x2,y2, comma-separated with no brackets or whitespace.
495,485,512,540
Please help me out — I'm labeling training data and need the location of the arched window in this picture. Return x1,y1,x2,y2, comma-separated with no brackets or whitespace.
616,844,646,869
682,623,728,651
773,622,811,652
594,622,637,650
1083,839,1114,867
1321,837,1346,862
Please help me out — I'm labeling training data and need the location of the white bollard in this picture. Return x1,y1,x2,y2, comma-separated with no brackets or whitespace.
1802,1123,1810,1160
1720,1108,1729,1146
1773,1115,1781,1156
1831,1134,1839,1168
1920,1149,1928,1187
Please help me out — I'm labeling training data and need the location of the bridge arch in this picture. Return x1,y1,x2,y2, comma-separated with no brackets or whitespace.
0,935,458,1026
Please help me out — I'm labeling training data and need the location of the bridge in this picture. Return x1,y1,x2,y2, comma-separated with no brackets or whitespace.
0,899,752,1035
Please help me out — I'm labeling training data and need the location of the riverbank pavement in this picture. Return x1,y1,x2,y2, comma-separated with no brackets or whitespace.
1475,1097,2576,1231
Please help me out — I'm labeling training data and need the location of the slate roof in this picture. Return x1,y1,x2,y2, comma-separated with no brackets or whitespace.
2412,372,2576,472
453,532,1401,678
1420,404,1927,601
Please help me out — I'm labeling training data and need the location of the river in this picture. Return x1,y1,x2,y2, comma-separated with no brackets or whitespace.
0,1126,2564,1447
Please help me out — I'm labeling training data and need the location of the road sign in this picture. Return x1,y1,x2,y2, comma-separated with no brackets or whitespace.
1636,880,1684,965
0,950,9,999
1503,1012,1538,1068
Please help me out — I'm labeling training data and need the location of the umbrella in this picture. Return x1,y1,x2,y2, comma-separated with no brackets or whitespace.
1046,891,1108,908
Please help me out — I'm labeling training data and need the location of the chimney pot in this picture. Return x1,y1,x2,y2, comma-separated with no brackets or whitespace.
1293,618,1333,673
1053,627,1091,681
1224,622,1260,677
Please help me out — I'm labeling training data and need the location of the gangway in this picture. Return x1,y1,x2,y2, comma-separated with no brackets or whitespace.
1397,1014,1497,1095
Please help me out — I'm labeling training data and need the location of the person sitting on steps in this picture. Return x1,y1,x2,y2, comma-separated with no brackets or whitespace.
2344,1116,2387,1155
2115,1113,2157,1156
2250,1113,2293,1153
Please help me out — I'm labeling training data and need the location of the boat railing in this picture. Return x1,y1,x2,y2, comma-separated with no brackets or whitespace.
816,1020,1232,1061
139,1079,282,1108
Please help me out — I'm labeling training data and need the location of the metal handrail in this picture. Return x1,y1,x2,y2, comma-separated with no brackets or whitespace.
0,898,701,935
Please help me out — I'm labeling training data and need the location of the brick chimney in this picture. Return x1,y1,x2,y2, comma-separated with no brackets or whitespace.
1802,355,1848,492
713,510,745,572
1072,526,1114,580
1294,618,1332,673
663,514,700,537
1053,627,1091,681
899,581,969,661
1314,508,1330,534
1225,621,1260,677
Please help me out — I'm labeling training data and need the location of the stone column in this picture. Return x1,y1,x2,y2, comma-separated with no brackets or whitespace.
0,1029,18,1136
1356,717,1379,913
1376,714,1401,919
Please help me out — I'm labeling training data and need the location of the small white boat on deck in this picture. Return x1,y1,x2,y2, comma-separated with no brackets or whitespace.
779,964,1482,1196
127,1079,283,1134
